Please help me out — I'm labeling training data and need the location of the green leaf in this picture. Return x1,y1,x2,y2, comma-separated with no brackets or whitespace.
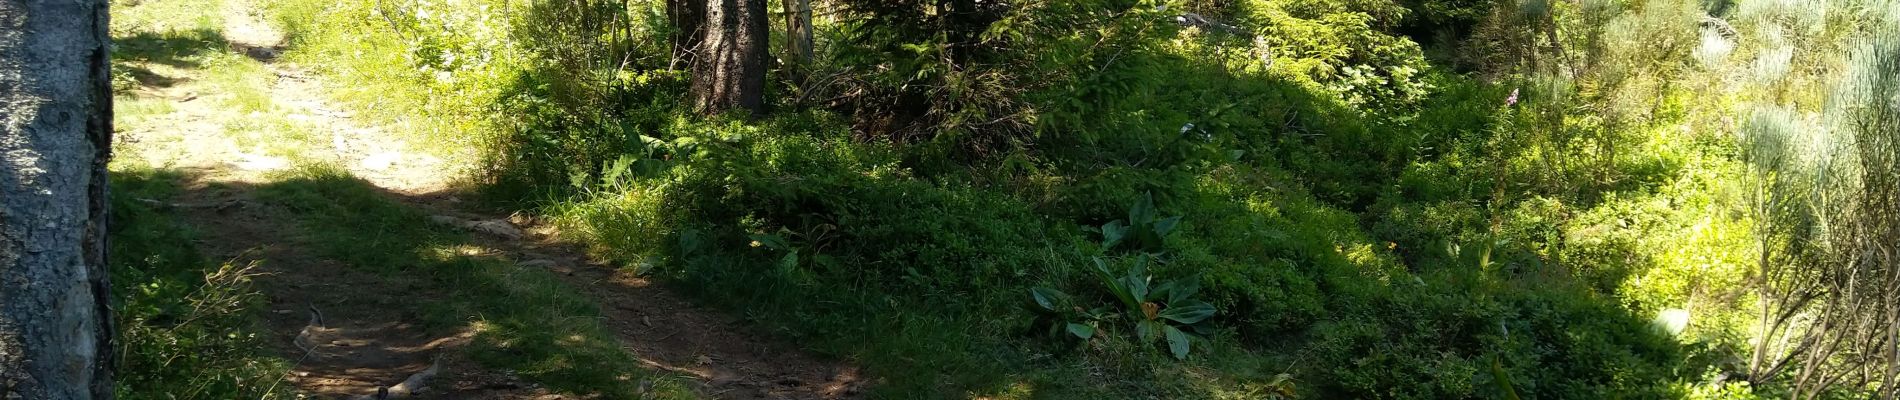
778,251,799,271
1491,354,1522,400
568,169,590,190
1066,323,1096,340
1100,220,1127,249
1095,258,1138,308
1127,274,1150,303
632,158,667,178
1165,325,1191,359
1152,215,1182,236
748,233,790,250
1129,192,1157,225
1151,281,1178,304
1137,320,1163,344
1030,287,1064,312
1167,277,1201,304
601,155,635,187
637,134,668,148
1091,257,1115,278
677,229,703,256
1159,300,1216,324
1129,254,1150,279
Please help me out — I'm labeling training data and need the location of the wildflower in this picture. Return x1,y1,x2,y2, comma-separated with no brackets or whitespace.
1505,88,1520,107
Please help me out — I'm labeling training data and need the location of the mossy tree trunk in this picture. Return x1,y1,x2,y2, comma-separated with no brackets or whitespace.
0,0,116,398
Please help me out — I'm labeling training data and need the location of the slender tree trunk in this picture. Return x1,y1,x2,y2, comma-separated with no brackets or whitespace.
783,0,812,62
0,0,116,399
780,0,812,71
668,0,706,70
692,0,768,116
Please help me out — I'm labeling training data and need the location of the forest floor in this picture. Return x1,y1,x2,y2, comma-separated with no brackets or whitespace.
110,1,863,398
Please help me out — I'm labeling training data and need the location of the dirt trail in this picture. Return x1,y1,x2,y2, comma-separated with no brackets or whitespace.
117,2,865,399
463,221,867,399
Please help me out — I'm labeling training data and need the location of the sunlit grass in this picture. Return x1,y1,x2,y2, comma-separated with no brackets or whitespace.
116,95,176,124
201,53,273,113
112,0,225,34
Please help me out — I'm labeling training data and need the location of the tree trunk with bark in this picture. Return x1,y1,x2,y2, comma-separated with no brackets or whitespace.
0,0,116,399
781,0,813,68
691,0,768,116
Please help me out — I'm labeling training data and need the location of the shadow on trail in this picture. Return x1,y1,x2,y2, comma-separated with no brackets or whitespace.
112,28,229,88
112,26,279,90
108,168,290,399
114,28,227,68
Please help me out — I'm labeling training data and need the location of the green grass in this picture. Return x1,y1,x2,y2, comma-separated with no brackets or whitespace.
111,0,345,167
108,168,293,400
111,0,225,34
201,53,275,114
107,2,297,397
265,0,508,172
250,165,700,399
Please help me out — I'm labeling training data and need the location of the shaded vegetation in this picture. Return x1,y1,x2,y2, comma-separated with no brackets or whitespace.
108,170,291,399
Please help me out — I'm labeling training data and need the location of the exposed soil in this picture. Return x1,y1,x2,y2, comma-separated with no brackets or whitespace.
113,1,865,398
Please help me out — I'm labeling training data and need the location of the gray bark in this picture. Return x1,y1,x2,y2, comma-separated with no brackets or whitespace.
0,0,115,399
691,0,768,116
781,0,812,67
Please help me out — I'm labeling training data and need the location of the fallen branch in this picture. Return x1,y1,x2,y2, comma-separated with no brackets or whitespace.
351,358,443,400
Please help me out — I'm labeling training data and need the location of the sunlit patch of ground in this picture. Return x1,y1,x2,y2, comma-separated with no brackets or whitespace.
112,0,461,194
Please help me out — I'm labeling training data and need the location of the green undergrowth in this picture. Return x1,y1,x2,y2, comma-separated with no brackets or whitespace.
242,0,1863,397
543,118,1689,398
248,165,700,399
108,169,292,399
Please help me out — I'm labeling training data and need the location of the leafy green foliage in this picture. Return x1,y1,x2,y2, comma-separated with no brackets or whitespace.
253,0,1900,396
1098,193,1183,254
1029,255,1218,360
1027,286,1112,341
1095,256,1217,359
